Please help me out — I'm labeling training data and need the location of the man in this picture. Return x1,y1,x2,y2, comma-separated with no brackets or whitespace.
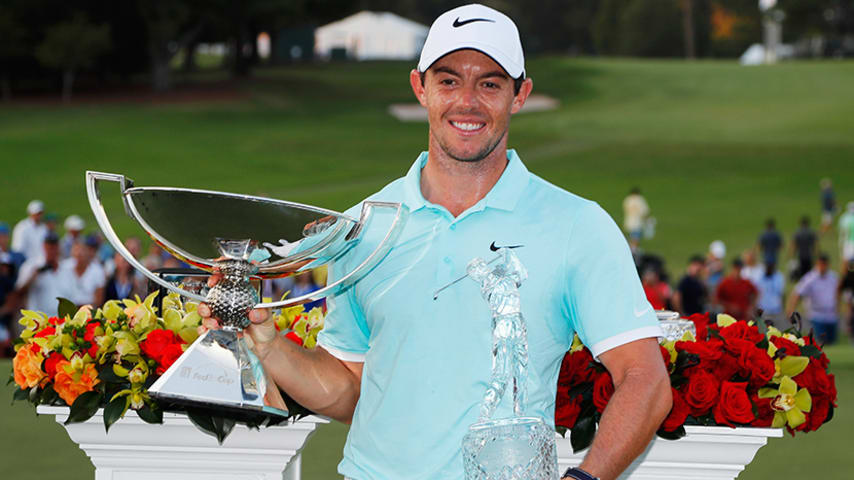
839,202,854,263
60,214,85,259
622,187,649,253
57,234,106,307
11,199,48,262
788,253,839,344
715,258,758,320
0,222,26,270
14,233,63,321
758,218,783,267
673,255,707,316
820,178,836,234
791,215,817,281
838,259,854,343
200,5,670,480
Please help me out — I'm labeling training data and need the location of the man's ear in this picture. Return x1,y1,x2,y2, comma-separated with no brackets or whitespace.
510,78,534,115
410,69,428,107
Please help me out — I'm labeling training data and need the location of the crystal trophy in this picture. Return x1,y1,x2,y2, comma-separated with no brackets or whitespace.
656,310,697,342
459,248,559,480
85,171,407,417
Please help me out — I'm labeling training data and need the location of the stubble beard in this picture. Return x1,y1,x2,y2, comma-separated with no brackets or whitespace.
437,127,508,164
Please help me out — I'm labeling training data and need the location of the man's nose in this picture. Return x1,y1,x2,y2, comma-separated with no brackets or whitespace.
457,84,480,109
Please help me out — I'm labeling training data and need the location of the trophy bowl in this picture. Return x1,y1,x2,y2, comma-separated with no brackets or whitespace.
86,171,407,417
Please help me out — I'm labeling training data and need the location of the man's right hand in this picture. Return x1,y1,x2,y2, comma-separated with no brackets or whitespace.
196,271,278,358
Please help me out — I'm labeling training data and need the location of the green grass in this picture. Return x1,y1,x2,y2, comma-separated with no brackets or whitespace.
2,58,854,478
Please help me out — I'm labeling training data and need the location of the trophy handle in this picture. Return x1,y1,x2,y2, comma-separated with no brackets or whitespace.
255,200,409,309
86,171,208,303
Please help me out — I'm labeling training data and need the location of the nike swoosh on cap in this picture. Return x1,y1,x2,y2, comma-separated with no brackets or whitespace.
452,17,495,28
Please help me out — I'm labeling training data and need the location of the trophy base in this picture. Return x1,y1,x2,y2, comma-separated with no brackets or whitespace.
462,416,559,480
148,329,289,418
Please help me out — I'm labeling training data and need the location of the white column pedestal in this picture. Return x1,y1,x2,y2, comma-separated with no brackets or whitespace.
38,405,329,480
556,426,782,479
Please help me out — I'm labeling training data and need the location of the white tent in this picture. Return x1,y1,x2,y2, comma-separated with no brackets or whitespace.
315,11,428,61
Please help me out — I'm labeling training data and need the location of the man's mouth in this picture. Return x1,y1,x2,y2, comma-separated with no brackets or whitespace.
449,120,486,132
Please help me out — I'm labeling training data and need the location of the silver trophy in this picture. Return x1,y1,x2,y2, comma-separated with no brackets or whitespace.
453,248,559,480
86,171,407,417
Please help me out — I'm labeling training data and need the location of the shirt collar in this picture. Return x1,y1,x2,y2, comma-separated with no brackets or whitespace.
402,149,530,214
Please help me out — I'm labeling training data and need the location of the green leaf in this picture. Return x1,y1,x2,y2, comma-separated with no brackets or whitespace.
65,391,101,425
136,404,163,424
555,425,568,437
12,387,29,403
97,366,125,383
799,345,821,359
656,425,686,440
570,415,596,453
28,386,41,404
6,375,14,386
41,385,59,404
57,297,78,320
103,396,129,433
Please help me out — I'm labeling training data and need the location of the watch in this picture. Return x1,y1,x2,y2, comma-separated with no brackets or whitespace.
562,466,600,480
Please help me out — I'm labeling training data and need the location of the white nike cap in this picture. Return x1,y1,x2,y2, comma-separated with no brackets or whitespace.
418,4,525,79
27,199,44,215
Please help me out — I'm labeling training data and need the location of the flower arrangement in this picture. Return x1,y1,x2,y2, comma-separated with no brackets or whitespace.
10,293,322,441
555,312,838,452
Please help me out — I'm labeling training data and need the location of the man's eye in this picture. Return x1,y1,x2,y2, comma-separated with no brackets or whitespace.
441,79,455,86
483,81,499,89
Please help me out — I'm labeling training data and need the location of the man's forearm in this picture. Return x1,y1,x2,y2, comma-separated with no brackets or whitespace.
577,368,671,480
253,335,361,423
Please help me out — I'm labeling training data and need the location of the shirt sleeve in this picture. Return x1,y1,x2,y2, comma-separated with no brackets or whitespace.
564,202,662,359
316,257,370,363
795,274,813,297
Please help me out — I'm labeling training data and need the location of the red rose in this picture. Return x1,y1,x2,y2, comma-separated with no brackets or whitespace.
676,338,723,362
770,336,801,357
802,335,830,369
661,387,689,432
155,343,185,375
750,392,774,427
803,395,832,432
592,372,614,413
562,348,594,386
285,331,304,346
141,329,184,363
713,381,755,427
686,313,711,341
683,370,719,416
44,352,65,380
48,316,62,326
659,345,671,367
738,347,775,388
794,357,833,398
555,394,582,428
33,326,56,338
719,321,764,344
723,338,754,357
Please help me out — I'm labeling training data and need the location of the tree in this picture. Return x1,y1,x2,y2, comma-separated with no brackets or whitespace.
35,14,111,102
0,6,28,101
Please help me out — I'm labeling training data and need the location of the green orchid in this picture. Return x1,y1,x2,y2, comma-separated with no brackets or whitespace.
767,342,809,383
17,310,49,340
113,331,141,359
716,313,737,328
759,376,812,428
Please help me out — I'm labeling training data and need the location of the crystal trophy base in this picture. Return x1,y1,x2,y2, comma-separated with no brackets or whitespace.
462,417,559,480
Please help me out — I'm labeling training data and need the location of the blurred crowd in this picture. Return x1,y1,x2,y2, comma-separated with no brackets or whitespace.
625,180,854,347
0,199,325,357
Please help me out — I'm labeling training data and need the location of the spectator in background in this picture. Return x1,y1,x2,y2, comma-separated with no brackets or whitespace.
58,235,106,307
0,222,25,270
741,249,763,282
706,240,726,294
788,253,839,344
839,202,854,263
14,233,63,321
142,243,164,271
673,255,707,316
622,187,650,253
715,258,758,320
642,267,671,311
820,178,836,234
754,262,785,325
43,213,59,235
60,215,85,259
105,252,139,301
289,270,325,311
791,215,817,281
11,200,48,262
758,218,783,267
838,259,854,343
0,253,18,356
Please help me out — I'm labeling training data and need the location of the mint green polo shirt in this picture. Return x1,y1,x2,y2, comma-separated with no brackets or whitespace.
316,150,661,480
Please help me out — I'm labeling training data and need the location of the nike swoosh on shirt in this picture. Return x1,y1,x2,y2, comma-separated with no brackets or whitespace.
490,241,524,252
453,17,495,28
634,305,652,317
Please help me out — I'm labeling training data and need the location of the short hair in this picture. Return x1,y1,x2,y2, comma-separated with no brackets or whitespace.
800,216,810,226
688,254,705,264
818,252,830,263
732,258,744,268
766,218,776,228
419,70,524,96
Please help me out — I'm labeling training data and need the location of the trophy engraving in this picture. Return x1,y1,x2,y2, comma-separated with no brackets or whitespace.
460,248,559,480
85,171,407,417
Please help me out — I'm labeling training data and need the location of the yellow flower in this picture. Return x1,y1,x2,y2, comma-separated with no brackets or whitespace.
13,346,46,389
716,313,737,328
759,376,812,428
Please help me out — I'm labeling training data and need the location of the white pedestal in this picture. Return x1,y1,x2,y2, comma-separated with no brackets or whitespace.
556,426,782,479
38,405,329,480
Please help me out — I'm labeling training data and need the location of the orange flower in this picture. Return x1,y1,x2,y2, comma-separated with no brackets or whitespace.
13,345,46,389
53,359,100,405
